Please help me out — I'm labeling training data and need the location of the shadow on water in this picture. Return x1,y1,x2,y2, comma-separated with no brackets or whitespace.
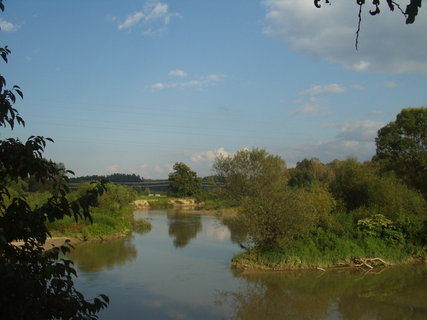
216,264,427,320
167,211,202,248
68,236,137,273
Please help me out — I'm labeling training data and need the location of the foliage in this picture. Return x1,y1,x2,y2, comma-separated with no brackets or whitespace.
315,0,422,24
0,10,108,318
48,183,141,239
328,158,374,211
357,214,405,244
314,1,422,50
374,107,427,195
288,157,334,188
213,148,288,202
239,185,336,250
168,162,202,197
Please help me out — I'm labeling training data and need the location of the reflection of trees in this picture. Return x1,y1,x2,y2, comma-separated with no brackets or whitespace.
68,237,137,273
218,266,427,320
220,216,248,245
167,212,202,248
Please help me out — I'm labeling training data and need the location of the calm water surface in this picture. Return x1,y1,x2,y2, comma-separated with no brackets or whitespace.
68,209,427,320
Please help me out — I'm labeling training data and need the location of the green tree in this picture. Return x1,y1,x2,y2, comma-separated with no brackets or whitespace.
289,158,334,188
0,4,109,318
240,184,336,249
168,162,202,197
213,148,288,202
374,107,427,195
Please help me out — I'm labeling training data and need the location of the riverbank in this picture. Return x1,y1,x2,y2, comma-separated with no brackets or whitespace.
48,204,151,241
132,197,239,215
12,237,81,250
231,241,426,272
132,197,199,209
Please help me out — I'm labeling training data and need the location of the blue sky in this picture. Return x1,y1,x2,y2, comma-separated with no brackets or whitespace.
1,0,427,178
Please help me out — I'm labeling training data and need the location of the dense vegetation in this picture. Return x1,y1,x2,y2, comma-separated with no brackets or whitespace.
210,108,427,270
168,162,202,197
48,183,150,239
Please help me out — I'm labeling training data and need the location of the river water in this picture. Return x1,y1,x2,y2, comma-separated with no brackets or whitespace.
68,209,427,320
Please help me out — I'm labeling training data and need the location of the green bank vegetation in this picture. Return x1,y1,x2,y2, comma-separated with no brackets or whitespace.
6,180,151,240
208,108,427,270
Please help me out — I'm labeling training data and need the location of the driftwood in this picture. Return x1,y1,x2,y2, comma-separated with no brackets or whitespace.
352,257,389,269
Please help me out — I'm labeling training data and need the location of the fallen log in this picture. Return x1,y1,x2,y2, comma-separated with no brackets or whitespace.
352,257,389,269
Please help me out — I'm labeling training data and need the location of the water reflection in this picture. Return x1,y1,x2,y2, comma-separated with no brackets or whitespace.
68,236,137,273
219,265,427,320
167,212,202,248
220,216,248,245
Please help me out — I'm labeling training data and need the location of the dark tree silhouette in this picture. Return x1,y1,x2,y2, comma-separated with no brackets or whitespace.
0,2,109,319
314,1,422,49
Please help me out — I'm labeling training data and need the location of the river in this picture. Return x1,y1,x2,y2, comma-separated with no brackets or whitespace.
68,209,427,320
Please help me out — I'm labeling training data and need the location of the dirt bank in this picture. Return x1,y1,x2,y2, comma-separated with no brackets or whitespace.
132,198,199,209
12,237,81,250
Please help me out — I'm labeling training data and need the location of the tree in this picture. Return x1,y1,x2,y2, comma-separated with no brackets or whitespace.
240,186,335,249
212,148,330,249
0,3,109,318
168,162,202,197
213,148,288,202
373,107,427,195
314,0,422,24
288,158,334,188
314,1,422,49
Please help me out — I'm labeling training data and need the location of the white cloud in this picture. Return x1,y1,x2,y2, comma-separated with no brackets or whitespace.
169,69,187,78
151,82,165,89
288,139,375,163
204,74,222,81
292,103,328,115
263,0,427,74
105,164,119,173
352,61,370,72
286,119,385,163
337,120,385,141
118,12,145,30
301,83,346,95
150,73,226,90
191,147,230,163
116,1,180,34
0,19,17,32
154,165,164,173
383,80,398,88
145,2,169,23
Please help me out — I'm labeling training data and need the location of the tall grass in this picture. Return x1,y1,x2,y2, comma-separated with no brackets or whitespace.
232,228,420,270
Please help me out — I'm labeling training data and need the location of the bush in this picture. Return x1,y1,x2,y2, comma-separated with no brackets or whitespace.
239,185,336,250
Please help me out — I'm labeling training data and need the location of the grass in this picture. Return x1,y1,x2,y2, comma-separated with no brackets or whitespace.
48,204,151,240
231,234,423,271
147,197,174,209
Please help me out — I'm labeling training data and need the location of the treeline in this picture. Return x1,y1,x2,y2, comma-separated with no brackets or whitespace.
199,107,427,269
70,173,144,183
